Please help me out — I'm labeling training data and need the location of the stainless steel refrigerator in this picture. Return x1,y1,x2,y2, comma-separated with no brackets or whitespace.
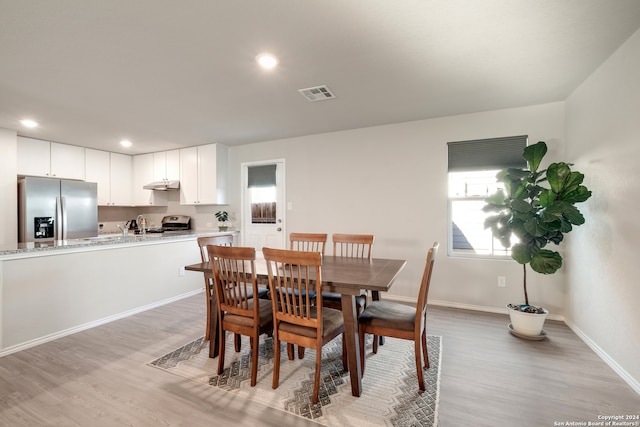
18,176,98,242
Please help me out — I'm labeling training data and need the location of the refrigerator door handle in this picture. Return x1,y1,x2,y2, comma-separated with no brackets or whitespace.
61,196,68,240
56,196,63,239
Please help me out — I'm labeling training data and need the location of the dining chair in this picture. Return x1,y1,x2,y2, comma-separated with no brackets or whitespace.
357,241,439,391
288,232,328,358
197,234,268,355
197,234,235,343
208,245,273,387
262,247,345,404
289,232,327,254
321,233,374,312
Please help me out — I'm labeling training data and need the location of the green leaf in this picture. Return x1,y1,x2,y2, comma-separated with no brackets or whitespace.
538,188,556,208
524,217,547,237
511,244,533,264
547,162,571,193
530,249,563,274
523,141,547,172
511,199,532,213
562,204,586,225
561,185,592,204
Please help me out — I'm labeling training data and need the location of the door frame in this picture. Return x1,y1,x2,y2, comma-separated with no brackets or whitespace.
240,159,286,249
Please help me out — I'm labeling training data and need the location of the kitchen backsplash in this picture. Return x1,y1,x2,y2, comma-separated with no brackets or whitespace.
98,191,233,233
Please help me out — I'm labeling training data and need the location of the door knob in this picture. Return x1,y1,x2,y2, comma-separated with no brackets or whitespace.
277,227,282,232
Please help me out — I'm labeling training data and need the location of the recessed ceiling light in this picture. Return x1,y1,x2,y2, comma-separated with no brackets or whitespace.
120,140,132,148
256,53,278,70
20,119,39,128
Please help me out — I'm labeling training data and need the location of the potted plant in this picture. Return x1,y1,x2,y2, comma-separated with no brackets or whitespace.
214,210,229,231
483,141,592,338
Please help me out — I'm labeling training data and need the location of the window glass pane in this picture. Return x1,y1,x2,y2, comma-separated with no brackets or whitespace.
251,186,276,224
449,170,513,256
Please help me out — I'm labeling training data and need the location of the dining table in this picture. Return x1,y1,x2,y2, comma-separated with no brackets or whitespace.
184,252,406,397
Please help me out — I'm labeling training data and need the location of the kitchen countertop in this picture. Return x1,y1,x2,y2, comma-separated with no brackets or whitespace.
0,230,238,260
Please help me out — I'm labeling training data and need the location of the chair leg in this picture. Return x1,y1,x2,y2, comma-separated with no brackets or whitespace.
372,334,379,354
287,343,294,360
273,337,281,390
298,346,305,359
217,330,226,375
250,336,258,387
414,339,425,391
312,347,322,404
341,334,347,371
358,329,366,374
422,330,430,369
234,333,241,352
205,298,211,341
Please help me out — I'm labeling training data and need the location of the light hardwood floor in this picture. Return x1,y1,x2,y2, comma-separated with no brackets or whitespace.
0,294,638,427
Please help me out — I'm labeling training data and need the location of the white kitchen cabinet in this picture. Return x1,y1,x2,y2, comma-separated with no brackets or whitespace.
84,148,111,205
179,144,228,205
153,150,180,181
85,150,132,206
109,153,133,206
132,153,167,206
17,137,85,180
50,142,85,180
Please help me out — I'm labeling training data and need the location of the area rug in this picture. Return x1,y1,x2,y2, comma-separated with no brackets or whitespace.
149,333,441,427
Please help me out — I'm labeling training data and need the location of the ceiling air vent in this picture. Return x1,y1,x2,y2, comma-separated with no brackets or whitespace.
298,85,336,102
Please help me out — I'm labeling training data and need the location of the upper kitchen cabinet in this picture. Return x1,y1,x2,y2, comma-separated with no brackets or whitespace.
85,149,133,206
179,144,228,205
132,153,168,206
17,137,85,180
153,150,180,182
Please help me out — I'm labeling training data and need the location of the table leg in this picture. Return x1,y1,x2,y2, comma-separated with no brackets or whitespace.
341,294,362,397
207,275,220,358
371,291,385,346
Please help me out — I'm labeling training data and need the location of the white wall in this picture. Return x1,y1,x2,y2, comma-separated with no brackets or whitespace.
0,128,17,247
227,102,567,314
565,28,640,387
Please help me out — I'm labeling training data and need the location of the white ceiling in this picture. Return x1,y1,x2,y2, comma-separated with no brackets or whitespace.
2,1,640,155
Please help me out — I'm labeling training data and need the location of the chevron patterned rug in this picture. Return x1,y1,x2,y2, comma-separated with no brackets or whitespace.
149,333,441,427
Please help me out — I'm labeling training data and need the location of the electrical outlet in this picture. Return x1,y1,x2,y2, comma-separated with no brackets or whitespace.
498,276,506,287
179,266,185,277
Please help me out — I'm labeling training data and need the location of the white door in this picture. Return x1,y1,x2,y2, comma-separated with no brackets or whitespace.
241,160,286,250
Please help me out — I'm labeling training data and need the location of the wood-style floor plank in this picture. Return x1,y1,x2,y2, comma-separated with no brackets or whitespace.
0,294,638,427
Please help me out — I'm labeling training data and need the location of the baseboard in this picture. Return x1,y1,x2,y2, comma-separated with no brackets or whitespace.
0,289,203,358
564,319,640,395
384,295,565,321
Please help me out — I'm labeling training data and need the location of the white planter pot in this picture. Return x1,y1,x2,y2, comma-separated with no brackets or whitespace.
507,304,549,338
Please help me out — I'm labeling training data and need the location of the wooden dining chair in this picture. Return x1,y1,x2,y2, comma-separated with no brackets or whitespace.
197,234,235,343
208,245,273,387
358,242,439,391
289,232,327,254
321,233,374,312
197,234,268,356
287,232,327,358
262,247,345,404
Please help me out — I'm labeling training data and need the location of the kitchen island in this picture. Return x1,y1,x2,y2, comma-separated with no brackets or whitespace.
0,230,237,356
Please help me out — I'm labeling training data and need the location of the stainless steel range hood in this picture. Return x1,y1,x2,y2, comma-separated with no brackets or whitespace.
143,180,180,191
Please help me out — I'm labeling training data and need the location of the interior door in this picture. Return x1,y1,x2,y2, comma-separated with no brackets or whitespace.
241,160,286,250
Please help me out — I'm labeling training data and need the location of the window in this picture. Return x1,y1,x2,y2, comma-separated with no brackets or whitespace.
248,165,277,224
447,135,528,257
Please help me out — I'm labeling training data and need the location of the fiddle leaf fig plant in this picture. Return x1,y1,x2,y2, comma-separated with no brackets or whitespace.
483,141,592,309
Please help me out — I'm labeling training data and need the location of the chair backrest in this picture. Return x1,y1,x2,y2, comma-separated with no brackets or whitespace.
263,247,322,329
416,242,439,316
332,233,374,259
197,234,234,262
208,245,259,319
289,233,327,255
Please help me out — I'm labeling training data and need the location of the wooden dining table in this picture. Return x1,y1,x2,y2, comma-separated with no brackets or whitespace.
185,253,406,397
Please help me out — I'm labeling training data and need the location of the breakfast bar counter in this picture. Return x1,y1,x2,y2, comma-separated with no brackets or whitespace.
0,231,235,356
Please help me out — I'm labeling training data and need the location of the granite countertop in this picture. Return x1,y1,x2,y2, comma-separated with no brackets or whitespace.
0,230,238,260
